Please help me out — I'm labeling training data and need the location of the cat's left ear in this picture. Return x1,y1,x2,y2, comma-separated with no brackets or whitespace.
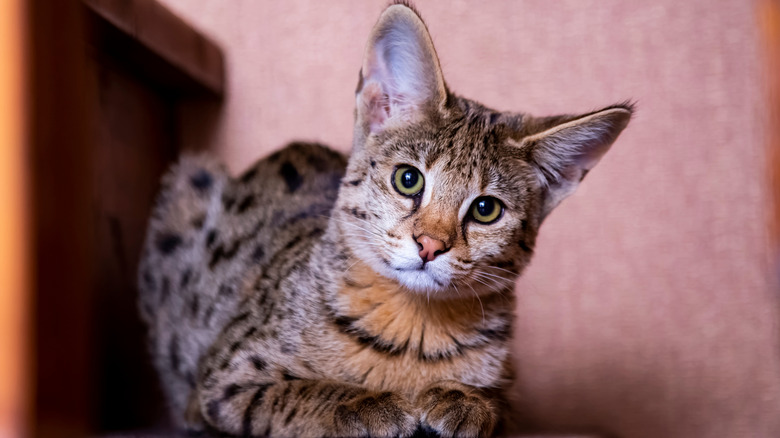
354,4,447,146
518,104,633,220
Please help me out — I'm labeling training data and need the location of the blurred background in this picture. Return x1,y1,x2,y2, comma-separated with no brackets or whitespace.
2,0,780,437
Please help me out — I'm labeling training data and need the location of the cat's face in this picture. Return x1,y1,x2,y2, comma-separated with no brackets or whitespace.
337,105,540,295
333,3,631,298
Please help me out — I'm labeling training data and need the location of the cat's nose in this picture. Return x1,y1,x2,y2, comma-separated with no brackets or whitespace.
416,235,447,262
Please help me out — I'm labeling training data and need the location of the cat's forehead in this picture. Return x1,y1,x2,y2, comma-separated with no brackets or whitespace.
375,112,536,207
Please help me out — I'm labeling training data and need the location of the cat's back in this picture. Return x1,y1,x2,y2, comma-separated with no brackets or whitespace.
137,141,347,419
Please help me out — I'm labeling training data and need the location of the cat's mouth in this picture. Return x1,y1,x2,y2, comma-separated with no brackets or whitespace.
389,261,448,291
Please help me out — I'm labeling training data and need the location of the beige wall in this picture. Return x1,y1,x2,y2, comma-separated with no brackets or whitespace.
160,1,780,436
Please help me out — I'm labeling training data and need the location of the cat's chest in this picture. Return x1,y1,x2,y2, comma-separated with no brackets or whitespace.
327,336,509,397
309,263,511,394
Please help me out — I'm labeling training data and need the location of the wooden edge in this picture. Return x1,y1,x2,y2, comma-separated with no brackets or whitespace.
0,0,31,436
83,0,224,97
759,0,780,249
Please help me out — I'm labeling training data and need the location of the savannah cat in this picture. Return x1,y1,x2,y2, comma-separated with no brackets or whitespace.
138,2,632,437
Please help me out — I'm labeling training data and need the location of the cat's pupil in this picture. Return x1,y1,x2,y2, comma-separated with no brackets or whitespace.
401,170,418,188
477,199,494,216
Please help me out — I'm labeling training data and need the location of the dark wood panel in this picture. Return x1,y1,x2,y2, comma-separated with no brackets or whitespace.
88,52,177,431
28,0,95,436
29,0,224,435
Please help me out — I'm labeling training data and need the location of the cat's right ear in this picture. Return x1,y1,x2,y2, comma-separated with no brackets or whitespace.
354,4,447,147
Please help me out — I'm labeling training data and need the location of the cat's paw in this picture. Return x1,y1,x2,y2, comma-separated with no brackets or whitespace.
333,391,418,438
415,382,496,438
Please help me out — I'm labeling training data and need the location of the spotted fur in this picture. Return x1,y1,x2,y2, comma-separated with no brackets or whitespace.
138,3,632,437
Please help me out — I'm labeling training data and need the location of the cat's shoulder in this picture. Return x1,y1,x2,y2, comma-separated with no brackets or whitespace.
237,141,348,198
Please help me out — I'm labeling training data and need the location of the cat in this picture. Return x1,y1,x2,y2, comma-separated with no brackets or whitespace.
137,2,632,437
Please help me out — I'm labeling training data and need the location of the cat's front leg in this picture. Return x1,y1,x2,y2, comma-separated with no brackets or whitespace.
415,380,497,438
198,372,418,437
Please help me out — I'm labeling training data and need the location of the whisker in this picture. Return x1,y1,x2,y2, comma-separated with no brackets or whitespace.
471,271,514,288
322,215,385,239
470,275,507,296
464,281,485,325
482,265,517,276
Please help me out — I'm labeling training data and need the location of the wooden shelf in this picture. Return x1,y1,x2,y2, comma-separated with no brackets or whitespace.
83,0,224,97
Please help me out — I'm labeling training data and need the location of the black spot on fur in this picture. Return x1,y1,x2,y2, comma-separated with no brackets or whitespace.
251,245,265,262
206,399,221,422
347,178,362,186
169,335,180,372
209,240,242,270
190,214,205,229
190,295,200,318
203,304,215,326
180,268,192,288
370,160,376,168
282,371,300,381
205,229,217,248
240,167,258,183
190,170,213,191
250,355,267,371
280,162,303,193
347,207,367,220
218,284,234,297
141,268,155,290
237,195,255,213
223,383,244,400
155,233,182,255
222,194,236,211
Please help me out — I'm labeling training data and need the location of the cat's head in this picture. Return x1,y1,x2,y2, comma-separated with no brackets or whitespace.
334,3,632,296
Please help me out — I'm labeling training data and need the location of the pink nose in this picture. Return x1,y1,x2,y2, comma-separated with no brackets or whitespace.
416,235,447,262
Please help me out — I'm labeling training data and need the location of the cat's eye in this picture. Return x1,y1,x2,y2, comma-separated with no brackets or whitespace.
392,165,424,196
471,197,503,224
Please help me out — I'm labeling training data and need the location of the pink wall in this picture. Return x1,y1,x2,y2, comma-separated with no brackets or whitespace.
160,1,780,436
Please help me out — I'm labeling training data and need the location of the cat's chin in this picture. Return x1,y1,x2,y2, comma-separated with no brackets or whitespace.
393,268,447,294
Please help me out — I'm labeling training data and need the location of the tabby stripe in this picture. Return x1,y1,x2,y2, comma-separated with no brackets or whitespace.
261,302,277,326
297,382,315,400
417,324,426,361
358,366,374,384
283,406,298,426
223,311,251,333
242,384,272,437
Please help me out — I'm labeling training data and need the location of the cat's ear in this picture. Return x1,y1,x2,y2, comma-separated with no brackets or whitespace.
354,4,447,144
519,104,633,220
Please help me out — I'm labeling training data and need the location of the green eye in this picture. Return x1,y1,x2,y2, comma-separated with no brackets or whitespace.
471,197,503,224
393,165,424,196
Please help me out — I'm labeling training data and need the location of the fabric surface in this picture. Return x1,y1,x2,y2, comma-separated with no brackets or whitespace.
157,1,780,437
